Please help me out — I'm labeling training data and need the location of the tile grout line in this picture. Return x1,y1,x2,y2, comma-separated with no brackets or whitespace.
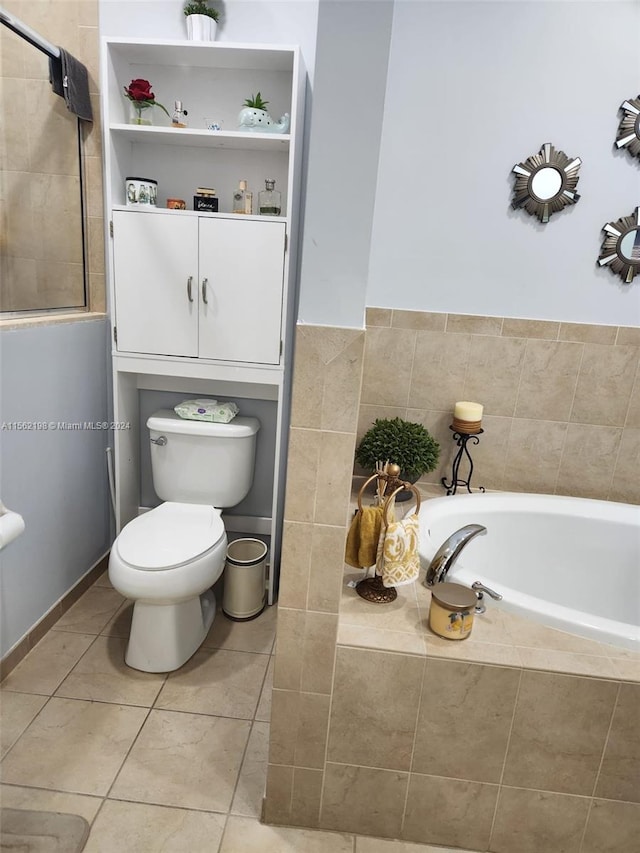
226,648,274,817
588,680,622,804
399,653,429,838
316,619,342,830
487,666,525,849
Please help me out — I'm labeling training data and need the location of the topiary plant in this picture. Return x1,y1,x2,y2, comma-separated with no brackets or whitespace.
355,417,440,483
184,0,220,21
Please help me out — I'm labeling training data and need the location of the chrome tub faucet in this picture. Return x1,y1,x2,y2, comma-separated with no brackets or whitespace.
424,524,487,586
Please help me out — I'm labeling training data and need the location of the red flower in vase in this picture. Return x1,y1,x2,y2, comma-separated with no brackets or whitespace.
123,79,170,117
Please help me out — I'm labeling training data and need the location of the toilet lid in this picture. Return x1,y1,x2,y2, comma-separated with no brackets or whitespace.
117,503,225,570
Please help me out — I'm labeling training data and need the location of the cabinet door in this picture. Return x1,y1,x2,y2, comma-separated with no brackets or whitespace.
112,211,199,357
198,218,286,364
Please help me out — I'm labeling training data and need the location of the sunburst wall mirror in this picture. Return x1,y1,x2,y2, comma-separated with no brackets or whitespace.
511,142,582,223
615,96,640,159
598,207,640,285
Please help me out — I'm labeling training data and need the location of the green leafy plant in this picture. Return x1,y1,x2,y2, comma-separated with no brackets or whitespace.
242,92,269,111
355,418,440,482
184,0,220,21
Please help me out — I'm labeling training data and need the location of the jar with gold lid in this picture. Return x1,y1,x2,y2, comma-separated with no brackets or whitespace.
428,582,477,640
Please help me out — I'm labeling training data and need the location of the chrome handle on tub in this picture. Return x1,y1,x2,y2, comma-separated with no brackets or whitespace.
202,278,208,304
187,276,193,302
472,580,502,614
150,436,167,446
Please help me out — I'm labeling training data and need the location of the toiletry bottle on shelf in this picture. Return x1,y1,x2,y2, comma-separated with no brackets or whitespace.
258,179,281,216
233,180,253,215
171,100,188,128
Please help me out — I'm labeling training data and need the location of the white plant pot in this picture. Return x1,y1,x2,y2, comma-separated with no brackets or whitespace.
186,14,217,41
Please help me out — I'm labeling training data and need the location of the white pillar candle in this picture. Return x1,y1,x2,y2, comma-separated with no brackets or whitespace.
454,401,483,421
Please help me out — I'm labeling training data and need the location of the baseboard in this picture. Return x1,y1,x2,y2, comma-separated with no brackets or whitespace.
0,551,110,681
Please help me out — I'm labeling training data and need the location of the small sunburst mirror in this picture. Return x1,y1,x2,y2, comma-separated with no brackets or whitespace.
598,207,640,285
615,96,640,159
511,142,582,223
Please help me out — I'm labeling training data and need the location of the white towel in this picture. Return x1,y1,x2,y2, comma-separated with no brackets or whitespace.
376,513,420,588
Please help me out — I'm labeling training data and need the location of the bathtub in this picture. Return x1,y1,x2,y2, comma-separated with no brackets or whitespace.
418,492,640,651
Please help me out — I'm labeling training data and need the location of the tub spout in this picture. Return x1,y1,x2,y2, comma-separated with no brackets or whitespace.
424,524,487,586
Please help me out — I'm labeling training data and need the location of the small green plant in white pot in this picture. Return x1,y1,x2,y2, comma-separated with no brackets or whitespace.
184,0,220,41
355,417,440,499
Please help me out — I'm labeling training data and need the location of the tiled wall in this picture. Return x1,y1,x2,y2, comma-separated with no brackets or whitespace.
0,0,104,313
360,309,640,504
318,649,640,853
266,316,640,847
265,324,365,826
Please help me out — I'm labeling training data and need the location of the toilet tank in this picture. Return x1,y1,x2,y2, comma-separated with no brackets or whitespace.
147,409,260,507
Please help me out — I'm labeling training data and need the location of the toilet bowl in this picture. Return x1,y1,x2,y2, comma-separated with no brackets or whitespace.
108,409,260,673
109,502,227,672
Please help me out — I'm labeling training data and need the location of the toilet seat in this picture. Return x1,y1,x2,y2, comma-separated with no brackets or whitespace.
117,502,225,570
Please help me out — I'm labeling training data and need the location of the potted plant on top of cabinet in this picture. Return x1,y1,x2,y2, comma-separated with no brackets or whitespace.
184,0,220,41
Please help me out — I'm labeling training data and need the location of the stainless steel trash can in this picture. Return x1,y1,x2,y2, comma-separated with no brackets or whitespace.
222,538,268,621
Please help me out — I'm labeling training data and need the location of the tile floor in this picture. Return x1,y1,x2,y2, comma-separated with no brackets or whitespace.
1,572,480,852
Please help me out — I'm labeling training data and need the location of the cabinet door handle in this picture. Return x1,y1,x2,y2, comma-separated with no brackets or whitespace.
202,278,208,304
187,276,193,302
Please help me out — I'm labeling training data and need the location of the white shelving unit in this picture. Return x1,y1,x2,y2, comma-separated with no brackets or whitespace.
101,38,306,605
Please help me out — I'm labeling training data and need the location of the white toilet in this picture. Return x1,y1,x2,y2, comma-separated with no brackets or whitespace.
109,408,260,673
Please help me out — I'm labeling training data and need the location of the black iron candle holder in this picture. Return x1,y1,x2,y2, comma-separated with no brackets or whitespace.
441,426,486,496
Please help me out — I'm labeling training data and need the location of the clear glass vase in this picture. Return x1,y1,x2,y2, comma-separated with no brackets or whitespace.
129,100,153,126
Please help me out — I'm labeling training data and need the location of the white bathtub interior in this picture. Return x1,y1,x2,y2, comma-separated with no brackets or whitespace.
419,492,640,651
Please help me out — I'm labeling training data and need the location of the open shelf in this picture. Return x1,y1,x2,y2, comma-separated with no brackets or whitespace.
110,124,290,152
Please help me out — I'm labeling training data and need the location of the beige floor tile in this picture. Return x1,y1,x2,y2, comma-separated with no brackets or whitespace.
231,720,269,818
155,648,269,719
84,800,226,852
110,709,251,812
0,692,48,757
1,631,96,695
0,784,103,823
255,657,273,722
219,816,354,852
55,636,167,707
1,697,147,795
356,839,477,852
52,586,125,634
203,605,277,654
101,602,133,638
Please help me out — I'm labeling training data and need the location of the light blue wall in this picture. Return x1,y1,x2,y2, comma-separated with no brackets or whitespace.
296,0,640,329
367,0,640,325
0,319,113,656
296,0,394,328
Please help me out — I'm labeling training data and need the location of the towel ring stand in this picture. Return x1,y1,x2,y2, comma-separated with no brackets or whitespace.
355,473,421,604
